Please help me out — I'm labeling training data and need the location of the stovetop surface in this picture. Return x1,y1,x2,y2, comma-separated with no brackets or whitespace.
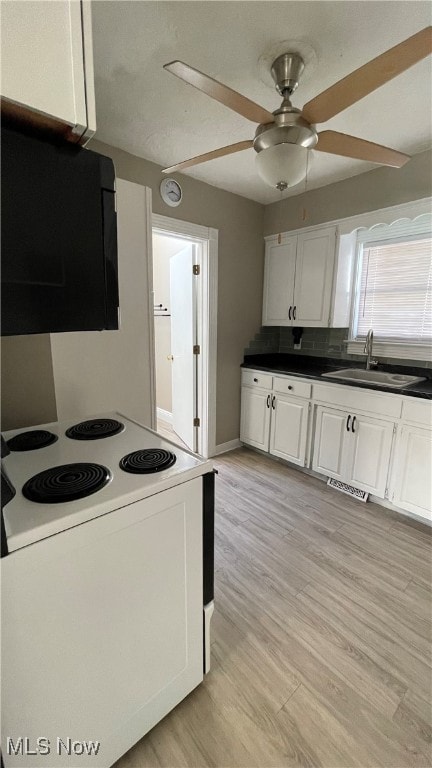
2,412,211,553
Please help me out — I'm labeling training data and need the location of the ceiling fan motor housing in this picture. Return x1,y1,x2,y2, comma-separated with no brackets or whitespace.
253,108,318,153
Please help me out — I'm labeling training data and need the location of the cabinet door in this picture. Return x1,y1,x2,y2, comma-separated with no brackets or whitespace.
294,227,336,327
270,394,309,466
349,414,394,498
392,425,432,521
262,237,296,325
312,406,349,479
240,386,271,451
1,1,95,140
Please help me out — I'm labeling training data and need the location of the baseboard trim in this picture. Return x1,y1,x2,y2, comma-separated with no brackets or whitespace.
212,439,241,456
157,407,172,425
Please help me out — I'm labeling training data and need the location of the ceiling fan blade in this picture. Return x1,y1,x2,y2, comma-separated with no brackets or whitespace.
303,26,432,124
162,140,254,174
316,130,410,167
164,60,274,125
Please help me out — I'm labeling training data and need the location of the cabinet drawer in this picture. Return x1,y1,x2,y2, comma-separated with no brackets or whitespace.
313,383,402,419
241,370,273,390
273,376,311,399
401,398,432,426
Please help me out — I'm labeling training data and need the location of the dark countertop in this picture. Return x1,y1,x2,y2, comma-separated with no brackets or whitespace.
242,354,432,400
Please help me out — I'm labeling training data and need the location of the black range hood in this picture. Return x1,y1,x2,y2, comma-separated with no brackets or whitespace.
1,127,119,336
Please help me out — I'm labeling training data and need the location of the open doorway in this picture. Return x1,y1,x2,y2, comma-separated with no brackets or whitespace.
152,215,218,458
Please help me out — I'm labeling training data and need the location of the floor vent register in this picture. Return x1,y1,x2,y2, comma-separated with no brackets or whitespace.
327,478,369,502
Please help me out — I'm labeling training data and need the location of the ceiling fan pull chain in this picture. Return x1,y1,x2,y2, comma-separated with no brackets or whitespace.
301,149,310,222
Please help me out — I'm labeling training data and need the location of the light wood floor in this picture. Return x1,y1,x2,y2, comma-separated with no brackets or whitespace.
115,448,432,768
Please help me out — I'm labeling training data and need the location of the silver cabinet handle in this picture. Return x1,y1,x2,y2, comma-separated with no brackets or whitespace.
346,414,351,432
293,306,296,321
352,416,356,433
288,306,292,320
272,395,276,410
266,394,270,408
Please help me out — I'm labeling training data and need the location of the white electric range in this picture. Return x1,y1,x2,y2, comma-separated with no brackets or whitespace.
1,412,215,767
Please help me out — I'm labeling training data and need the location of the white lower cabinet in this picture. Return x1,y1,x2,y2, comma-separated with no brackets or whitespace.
240,370,431,521
240,380,310,466
392,425,432,521
269,394,309,466
313,406,394,497
240,386,271,451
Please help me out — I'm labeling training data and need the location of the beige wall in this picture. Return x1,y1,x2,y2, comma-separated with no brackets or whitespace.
1,334,57,430
264,149,432,235
89,140,265,445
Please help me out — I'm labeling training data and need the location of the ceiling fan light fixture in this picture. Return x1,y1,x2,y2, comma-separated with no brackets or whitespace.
255,143,309,189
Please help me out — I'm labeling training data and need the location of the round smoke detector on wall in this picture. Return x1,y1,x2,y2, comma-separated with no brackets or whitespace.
160,178,183,207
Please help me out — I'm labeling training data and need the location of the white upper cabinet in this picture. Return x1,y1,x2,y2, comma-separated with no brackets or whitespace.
294,228,337,326
262,236,297,325
1,0,96,142
262,226,337,327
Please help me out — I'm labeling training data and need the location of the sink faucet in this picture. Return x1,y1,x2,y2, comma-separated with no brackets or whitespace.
364,329,379,370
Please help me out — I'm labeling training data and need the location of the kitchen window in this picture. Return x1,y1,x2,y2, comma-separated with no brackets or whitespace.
348,216,432,361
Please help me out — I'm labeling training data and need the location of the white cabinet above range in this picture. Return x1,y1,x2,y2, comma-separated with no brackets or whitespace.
1,0,96,143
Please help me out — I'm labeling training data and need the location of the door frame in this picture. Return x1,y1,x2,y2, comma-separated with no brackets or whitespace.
152,213,218,458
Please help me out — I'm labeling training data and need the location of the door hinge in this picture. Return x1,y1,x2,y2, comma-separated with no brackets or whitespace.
193,417,200,427
393,425,397,435
385,487,389,499
193,345,200,355
193,264,200,275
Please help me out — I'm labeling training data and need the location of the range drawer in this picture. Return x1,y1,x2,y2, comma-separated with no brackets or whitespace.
241,369,273,390
273,376,311,399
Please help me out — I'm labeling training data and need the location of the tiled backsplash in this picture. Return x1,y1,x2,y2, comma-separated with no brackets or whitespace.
244,327,432,369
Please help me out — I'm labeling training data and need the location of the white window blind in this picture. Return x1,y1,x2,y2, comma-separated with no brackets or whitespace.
353,217,432,344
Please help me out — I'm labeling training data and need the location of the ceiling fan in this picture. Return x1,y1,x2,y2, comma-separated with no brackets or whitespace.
162,26,432,190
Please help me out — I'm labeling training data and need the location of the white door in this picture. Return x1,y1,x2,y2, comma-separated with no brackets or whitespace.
392,425,432,520
349,414,394,498
240,386,271,451
313,406,349,479
270,394,309,466
170,245,196,451
294,227,336,327
262,237,297,325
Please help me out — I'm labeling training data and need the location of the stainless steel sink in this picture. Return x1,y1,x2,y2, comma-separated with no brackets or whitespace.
321,369,426,389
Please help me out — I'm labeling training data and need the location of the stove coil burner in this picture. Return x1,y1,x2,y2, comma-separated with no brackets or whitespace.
22,463,111,503
7,430,58,452
120,448,177,474
66,418,124,440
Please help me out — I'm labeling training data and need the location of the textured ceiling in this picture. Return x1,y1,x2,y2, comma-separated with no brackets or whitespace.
92,1,432,204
